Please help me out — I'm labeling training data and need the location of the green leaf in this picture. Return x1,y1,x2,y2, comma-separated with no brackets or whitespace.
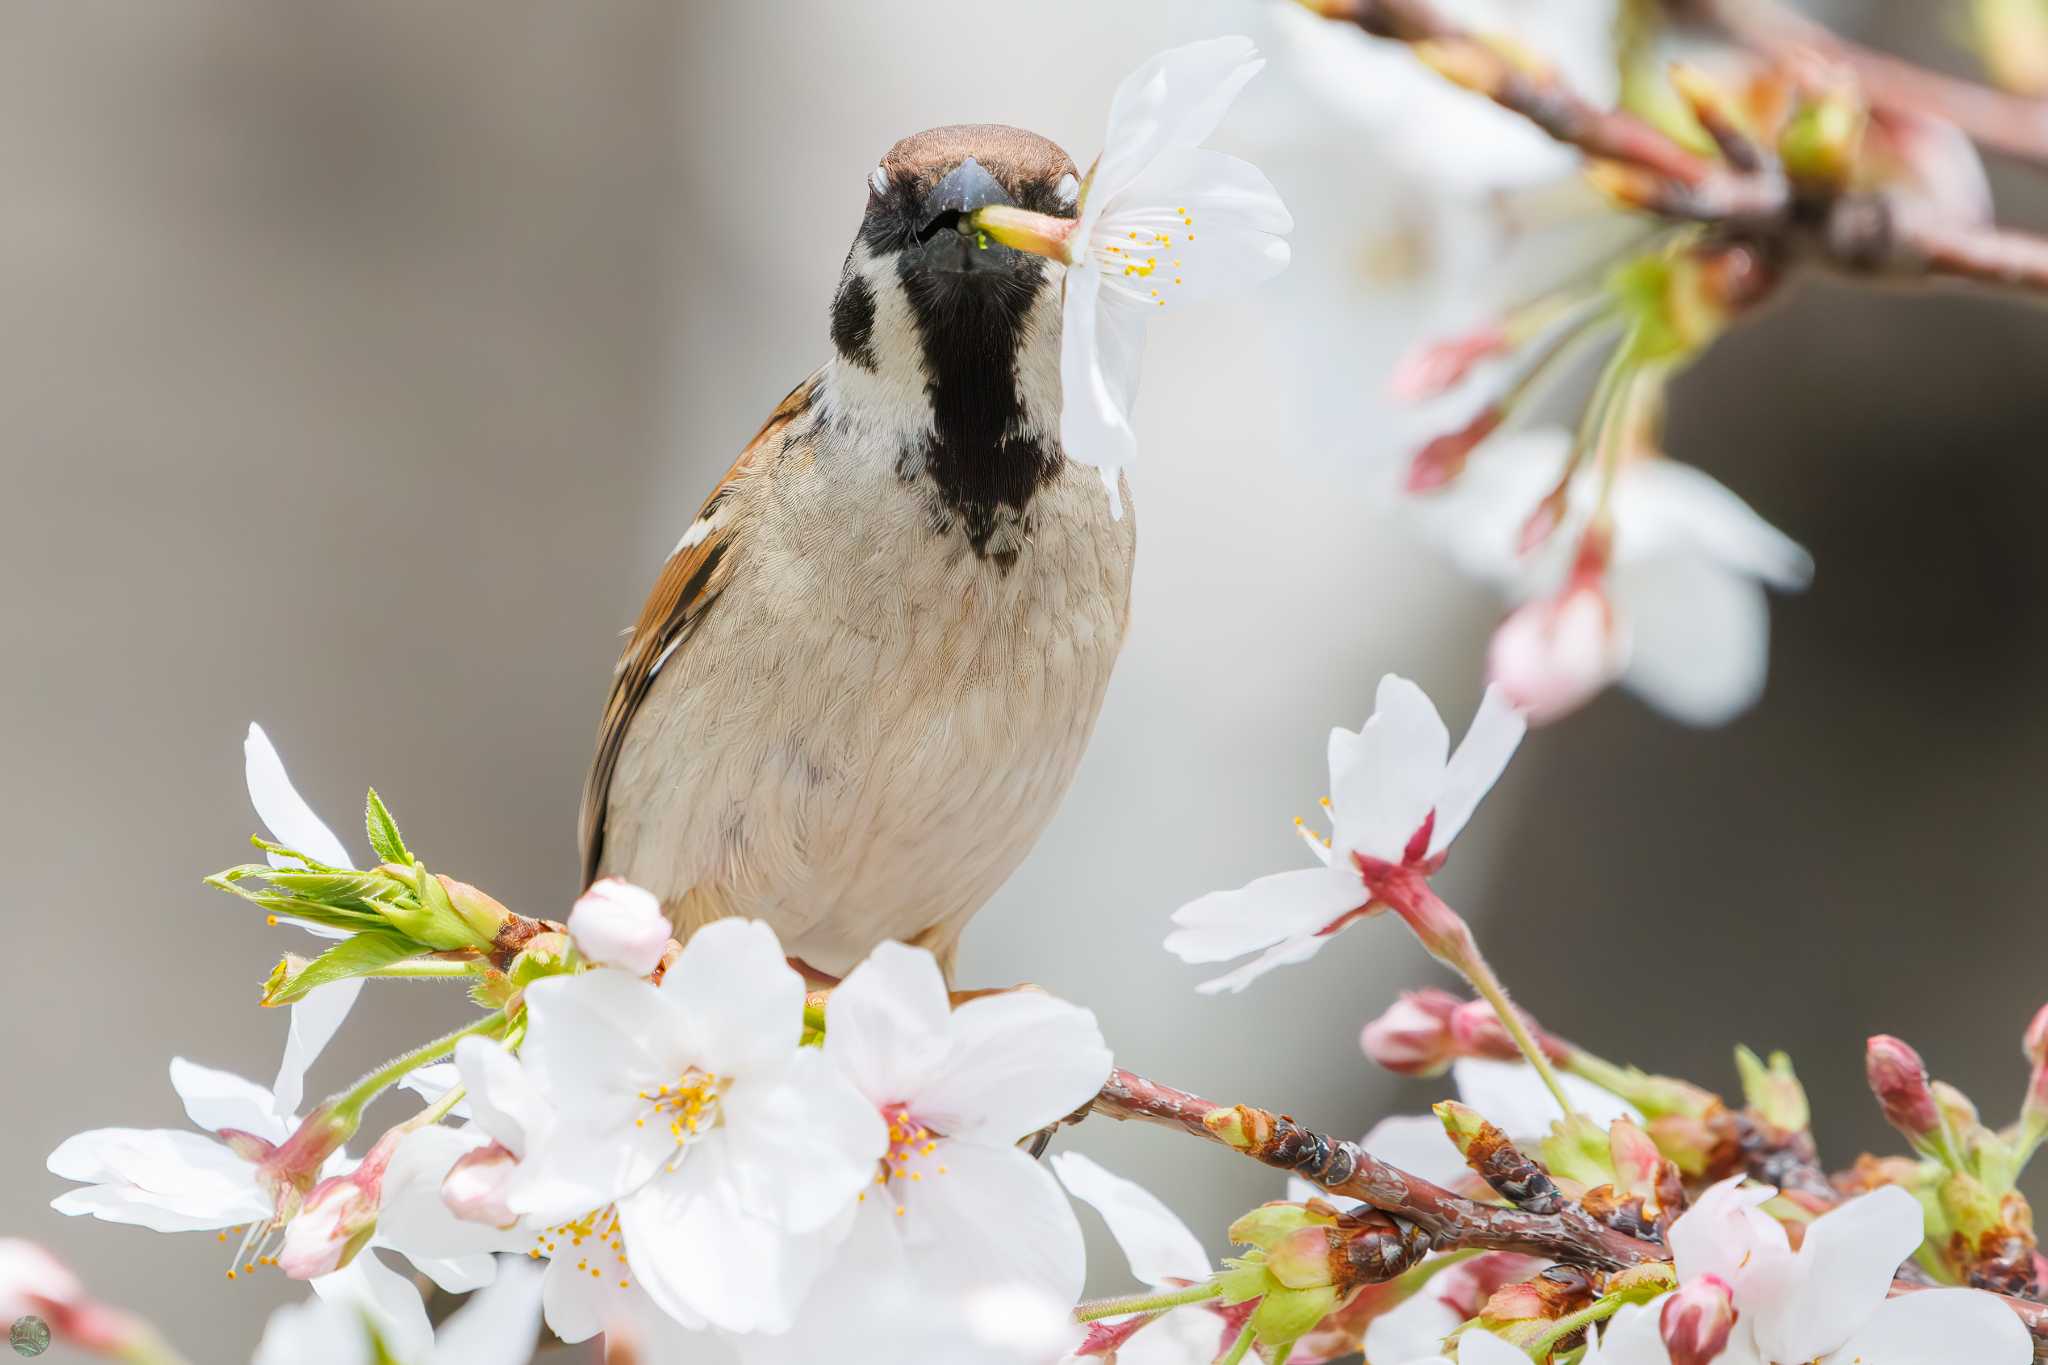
365,789,411,866
267,931,428,1005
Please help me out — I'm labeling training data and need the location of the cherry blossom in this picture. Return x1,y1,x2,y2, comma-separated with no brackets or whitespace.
1407,430,1812,726
818,942,1110,1304
1165,675,1523,992
462,919,882,1335
1577,1178,2033,1364
973,37,1292,515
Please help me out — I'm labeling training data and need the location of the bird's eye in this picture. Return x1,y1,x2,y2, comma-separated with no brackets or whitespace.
1054,172,1080,209
869,165,890,197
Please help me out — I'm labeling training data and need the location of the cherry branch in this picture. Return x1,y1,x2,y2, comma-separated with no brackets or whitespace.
1682,0,2048,167
1089,1067,1663,1269
1305,0,2048,298
1089,1067,2048,1351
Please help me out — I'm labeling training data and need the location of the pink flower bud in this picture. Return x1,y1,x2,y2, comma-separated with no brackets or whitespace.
279,1172,379,1279
1390,326,1510,402
1361,990,1461,1076
441,1140,521,1229
1660,1275,1737,1365
568,878,672,976
1867,1035,1941,1141
2024,1005,2048,1069
1486,583,1626,725
1405,408,1501,493
1268,1225,1340,1290
1446,1000,1568,1067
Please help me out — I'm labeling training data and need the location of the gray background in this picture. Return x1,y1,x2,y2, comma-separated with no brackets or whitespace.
4,2,2046,1360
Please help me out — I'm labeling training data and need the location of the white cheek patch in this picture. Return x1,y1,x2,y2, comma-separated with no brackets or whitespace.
1054,172,1079,208
870,165,890,196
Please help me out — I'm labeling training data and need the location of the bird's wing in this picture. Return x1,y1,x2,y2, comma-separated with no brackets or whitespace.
578,372,821,889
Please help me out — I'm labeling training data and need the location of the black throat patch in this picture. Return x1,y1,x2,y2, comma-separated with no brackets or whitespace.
893,261,1061,561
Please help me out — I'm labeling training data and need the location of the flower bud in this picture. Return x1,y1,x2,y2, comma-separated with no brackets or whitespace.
1487,580,1626,725
1867,1035,1942,1146
1268,1225,1342,1290
440,876,514,944
0,1240,160,1356
1659,1274,1736,1365
567,878,672,977
1734,1045,1811,1134
1405,408,1500,493
279,1172,379,1279
1227,1201,1335,1252
1449,1000,1566,1065
1608,1118,1663,1204
1390,327,1509,402
1779,86,1867,188
1360,989,1460,1076
441,1141,520,1229
2025,1005,2048,1070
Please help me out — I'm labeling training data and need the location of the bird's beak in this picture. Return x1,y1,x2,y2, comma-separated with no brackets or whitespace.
913,157,1018,275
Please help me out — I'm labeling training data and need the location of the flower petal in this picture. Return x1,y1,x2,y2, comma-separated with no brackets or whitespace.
1166,866,1360,964
427,1256,546,1365
1331,675,1449,862
917,991,1112,1144
1092,148,1291,309
244,723,353,869
898,1140,1086,1304
272,979,364,1121
1089,37,1264,214
1753,1184,1924,1363
717,1053,884,1235
1613,554,1772,728
374,1126,522,1264
1616,458,1812,591
1821,1288,2033,1365
252,1297,370,1365
452,1037,550,1157
312,1252,432,1363
1426,685,1525,858
825,941,953,1107
1194,931,1333,995
657,918,804,1077
618,1138,825,1334
1050,1151,1210,1286
1059,264,1146,477
170,1057,291,1145
1459,1329,1539,1365
1363,1291,1463,1364
1666,1176,1788,1299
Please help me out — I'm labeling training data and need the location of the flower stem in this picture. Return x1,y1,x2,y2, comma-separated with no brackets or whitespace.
331,1011,512,1126
1525,1279,1669,1358
1073,1280,1222,1323
1451,937,1581,1124
1219,1321,1258,1365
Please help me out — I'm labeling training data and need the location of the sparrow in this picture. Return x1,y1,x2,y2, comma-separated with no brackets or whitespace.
579,124,1136,981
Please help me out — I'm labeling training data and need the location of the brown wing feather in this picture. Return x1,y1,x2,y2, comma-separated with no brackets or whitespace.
577,373,819,889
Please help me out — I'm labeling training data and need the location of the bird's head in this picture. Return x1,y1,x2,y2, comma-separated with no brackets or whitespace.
831,124,1079,372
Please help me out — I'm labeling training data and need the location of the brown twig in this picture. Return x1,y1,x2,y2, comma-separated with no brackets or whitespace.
1090,1068,1663,1269
1684,0,2048,167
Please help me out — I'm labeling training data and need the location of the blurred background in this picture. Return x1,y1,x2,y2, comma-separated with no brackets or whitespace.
5,1,2048,1358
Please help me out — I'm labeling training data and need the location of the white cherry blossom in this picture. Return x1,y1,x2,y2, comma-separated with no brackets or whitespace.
1408,431,1812,725
977,37,1291,514
474,919,882,1335
1166,675,1524,992
1577,1178,2032,1364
